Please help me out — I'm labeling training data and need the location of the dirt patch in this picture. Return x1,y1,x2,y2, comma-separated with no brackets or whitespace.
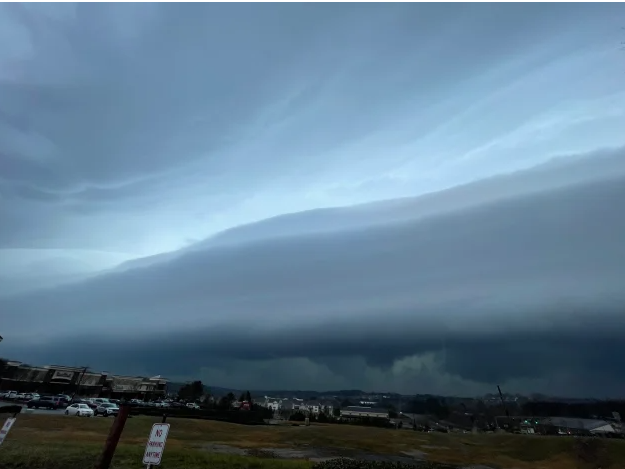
199,443,502,469
201,442,437,465
201,443,247,456
401,450,428,460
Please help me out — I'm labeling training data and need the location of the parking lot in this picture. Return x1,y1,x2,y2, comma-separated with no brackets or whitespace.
1,400,62,415
0,400,116,417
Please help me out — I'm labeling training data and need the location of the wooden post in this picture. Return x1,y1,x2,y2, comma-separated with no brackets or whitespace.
95,404,131,469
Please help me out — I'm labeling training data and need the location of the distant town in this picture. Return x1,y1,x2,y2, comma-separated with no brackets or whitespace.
1,358,623,438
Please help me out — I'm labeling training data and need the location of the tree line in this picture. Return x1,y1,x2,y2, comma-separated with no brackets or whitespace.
176,381,263,412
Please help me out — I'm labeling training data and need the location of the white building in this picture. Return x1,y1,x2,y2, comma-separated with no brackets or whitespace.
541,417,617,435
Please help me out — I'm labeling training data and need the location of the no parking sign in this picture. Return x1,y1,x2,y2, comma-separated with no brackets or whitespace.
0,418,16,447
142,423,170,467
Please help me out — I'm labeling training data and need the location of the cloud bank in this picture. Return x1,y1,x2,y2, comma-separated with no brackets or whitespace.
1,4,625,396
4,151,625,397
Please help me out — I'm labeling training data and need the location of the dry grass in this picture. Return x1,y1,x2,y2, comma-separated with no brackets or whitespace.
2,415,625,469
0,441,312,469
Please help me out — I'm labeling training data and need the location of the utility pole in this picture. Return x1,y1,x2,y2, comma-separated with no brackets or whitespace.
73,366,89,399
497,385,510,430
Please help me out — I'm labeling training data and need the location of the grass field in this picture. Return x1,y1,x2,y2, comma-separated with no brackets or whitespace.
1,414,624,469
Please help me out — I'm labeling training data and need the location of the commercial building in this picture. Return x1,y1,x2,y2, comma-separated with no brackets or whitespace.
340,406,389,419
0,360,167,400
537,417,617,436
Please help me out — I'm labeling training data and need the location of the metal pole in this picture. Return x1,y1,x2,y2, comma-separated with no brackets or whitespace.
95,404,131,469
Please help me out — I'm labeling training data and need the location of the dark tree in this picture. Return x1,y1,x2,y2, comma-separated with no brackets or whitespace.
177,380,204,401
425,397,450,420
289,411,306,422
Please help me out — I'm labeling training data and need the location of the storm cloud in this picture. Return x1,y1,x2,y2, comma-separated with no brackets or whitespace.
1,3,625,397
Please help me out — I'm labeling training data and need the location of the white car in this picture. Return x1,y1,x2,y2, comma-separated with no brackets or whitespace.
95,403,119,417
65,403,94,417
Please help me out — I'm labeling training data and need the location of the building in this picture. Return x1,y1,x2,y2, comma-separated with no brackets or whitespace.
257,397,334,417
104,374,168,400
537,417,617,436
0,360,167,400
340,406,389,419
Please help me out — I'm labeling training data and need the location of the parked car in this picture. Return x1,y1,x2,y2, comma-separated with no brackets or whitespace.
65,403,94,417
186,403,200,409
81,398,99,410
3,391,18,400
27,396,63,410
56,395,71,407
94,403,119,417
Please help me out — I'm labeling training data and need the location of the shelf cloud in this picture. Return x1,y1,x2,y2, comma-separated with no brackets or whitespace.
1,3,625,396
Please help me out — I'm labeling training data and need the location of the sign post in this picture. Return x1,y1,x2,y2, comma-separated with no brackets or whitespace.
0,417,16,447
95,404,131,469
143,421,170,468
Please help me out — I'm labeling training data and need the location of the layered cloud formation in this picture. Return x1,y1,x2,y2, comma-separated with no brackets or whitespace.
1,4,625,396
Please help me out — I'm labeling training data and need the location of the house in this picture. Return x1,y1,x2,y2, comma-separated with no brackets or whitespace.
259,396,291,411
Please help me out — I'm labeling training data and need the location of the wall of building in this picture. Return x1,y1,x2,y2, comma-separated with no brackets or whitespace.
0,361,167,399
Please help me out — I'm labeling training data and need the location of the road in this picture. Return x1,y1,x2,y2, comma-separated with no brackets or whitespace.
1,400,66,416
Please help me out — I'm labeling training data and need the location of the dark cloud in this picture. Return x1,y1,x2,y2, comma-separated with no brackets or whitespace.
3,160,625,397
2,4,625,397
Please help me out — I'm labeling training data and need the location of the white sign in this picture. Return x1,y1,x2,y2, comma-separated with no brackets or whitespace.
51,370,74,380
113,385,136,391
142,423,170,466
0,418,16,446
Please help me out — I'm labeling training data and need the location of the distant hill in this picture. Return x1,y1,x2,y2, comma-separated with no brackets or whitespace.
165,383,397,399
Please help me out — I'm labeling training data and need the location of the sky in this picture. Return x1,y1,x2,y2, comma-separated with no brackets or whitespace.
1,3,625,397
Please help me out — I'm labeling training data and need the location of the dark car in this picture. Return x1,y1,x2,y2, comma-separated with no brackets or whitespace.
27,396,64,410
56,395,71,406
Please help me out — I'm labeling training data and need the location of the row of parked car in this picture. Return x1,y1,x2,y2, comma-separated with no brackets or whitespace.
0,391,48,402
129,399,200,410
0,391,120,416
1,391,201,412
